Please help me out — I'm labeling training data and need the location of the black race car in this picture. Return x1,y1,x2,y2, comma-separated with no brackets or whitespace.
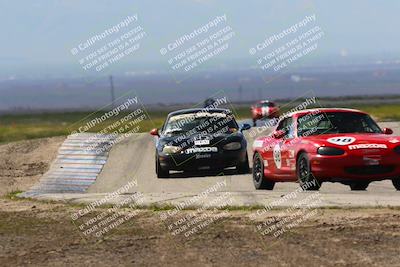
150,108,251,178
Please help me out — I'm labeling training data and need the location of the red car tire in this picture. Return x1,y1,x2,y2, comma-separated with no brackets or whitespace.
252,153,275,190
296,152,321,191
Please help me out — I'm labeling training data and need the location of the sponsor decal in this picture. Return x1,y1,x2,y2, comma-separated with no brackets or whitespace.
196,154,211,159
273,143,282,169
348,144,387,150
198,166,211,170
253,140,264,148
327,136,356,146
263,160,268,167
289,149,295,158
389,139,400,144
185,147,218,154
360,149,381,154
194,139,210,146
363,155,381,166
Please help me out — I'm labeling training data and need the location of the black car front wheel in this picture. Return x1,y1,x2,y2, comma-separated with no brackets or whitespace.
156,156,169,178
296,152,321,191
252,153,275,190
237,152,250,174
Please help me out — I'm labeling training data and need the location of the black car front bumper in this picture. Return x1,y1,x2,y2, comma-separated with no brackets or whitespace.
158,149,247,171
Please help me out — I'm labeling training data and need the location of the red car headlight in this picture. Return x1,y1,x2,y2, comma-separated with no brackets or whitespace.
317,147,345,156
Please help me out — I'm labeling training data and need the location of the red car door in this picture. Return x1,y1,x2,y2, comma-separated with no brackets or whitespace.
270,117,294,179
279,117,297,178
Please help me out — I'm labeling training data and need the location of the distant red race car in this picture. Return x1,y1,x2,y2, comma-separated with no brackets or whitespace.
251,100,279,126
252,108,400,191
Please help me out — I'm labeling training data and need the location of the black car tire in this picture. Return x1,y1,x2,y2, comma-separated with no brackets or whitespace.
349,181,369,191
252,119,257,127
392,178,400,190
237,152,250,174
252,153,275,190
296,152,321,191
156,156,169,178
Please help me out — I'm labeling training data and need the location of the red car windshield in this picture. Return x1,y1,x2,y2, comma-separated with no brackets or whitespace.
256,102,275,108
297,112,382,137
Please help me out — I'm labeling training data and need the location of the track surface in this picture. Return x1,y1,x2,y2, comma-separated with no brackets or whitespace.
24,121,400,207
89,121,400,193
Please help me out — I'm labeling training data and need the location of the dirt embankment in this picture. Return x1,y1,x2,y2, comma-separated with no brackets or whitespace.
0,199,399,267
0,137,65,196
0,133,400,266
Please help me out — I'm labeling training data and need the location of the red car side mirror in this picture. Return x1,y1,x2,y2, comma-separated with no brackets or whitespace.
150,128,159,136
383,128,393,135
272,130,286,139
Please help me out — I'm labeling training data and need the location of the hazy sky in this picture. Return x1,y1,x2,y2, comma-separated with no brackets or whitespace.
0,0,399,74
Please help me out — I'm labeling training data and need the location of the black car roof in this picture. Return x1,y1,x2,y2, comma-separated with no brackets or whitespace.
167,108,232,117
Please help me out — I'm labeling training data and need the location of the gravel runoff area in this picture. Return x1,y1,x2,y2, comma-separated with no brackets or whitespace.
1,122,400,266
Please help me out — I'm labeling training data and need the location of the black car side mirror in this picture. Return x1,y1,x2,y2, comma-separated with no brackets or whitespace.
150,128,159,136
240,123,251,132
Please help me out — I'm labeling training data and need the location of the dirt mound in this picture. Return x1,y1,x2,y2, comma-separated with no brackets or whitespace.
0,137,65,196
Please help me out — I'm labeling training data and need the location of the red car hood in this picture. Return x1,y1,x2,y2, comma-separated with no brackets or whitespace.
301,133,400,153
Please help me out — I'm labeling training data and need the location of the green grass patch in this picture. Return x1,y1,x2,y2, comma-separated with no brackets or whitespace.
0,103,399,143
5,190,24,200
0,110,167,143
233,103,400,121
352,104,400,121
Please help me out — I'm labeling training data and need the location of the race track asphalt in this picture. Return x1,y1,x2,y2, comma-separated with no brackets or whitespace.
52,121,400,208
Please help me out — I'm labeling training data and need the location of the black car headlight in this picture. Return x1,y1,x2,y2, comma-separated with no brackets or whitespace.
317,147,345,156
162,145,182,154
223,142,242,150
394,146,400,155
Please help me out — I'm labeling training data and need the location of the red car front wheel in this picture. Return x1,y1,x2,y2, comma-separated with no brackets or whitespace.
252,153,275,190
392,179,400,190
296,152,321,191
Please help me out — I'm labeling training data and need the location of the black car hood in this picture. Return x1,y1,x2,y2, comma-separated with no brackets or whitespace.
158,131,244,150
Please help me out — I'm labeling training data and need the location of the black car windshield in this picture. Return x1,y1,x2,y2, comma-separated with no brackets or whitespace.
163,112,238,135
297,112,382,137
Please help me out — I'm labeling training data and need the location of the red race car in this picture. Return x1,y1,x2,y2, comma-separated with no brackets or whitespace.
251,100,279,126
252,108,400,191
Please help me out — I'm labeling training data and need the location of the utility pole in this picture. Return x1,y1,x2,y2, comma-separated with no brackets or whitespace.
109,75,115,109
238,84,242,103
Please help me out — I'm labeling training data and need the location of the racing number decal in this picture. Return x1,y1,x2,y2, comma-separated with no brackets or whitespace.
327,137,356,146
273,143,282,169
